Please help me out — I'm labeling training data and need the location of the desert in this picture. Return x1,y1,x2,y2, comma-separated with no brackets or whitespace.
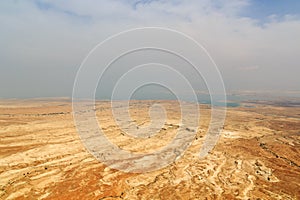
2,1,300,200
0,99,299,199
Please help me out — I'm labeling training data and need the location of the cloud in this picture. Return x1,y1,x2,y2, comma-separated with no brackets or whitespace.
0,0,299,97
236,65,260,71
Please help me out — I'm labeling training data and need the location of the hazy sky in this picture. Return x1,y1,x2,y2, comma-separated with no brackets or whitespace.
0,0,300,98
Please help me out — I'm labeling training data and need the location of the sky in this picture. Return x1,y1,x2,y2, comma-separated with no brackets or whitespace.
0,0,300,98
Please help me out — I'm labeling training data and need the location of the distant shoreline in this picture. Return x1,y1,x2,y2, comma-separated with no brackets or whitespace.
0,97,299,108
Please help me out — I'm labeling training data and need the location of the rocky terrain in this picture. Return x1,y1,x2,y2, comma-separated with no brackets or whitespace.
0,99,299,199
